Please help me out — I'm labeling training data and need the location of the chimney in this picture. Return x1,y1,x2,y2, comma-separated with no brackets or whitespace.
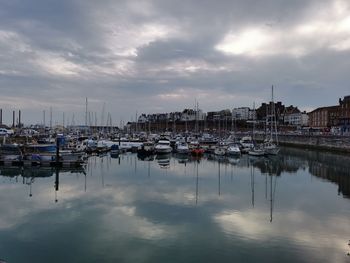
12,111,15,128
18,110,21,128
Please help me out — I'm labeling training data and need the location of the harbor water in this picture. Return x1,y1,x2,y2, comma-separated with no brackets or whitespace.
0,147,350,263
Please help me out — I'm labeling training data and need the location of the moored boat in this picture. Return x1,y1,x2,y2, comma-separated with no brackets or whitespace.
214,146,226,156
176,141,190,154
191,147,204,156
110,144,120,155
0,144,22,161
227,143,241,156
137,141,155,156
154,140,172,154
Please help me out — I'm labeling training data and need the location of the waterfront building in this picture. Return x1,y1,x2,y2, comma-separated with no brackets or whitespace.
138,114,148,123
338,95,350,134
308,95,350,130
232,107,256,120
283,107,309,127
207,109,232,121
308,106,340,128
180,108,205,121
256,101,285,124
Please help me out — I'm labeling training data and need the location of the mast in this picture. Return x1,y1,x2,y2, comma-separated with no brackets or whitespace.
196,161,199,205
135,111,138,134
43,110,46,128
273,86,279,144
85,97,88,128
218,161,221,196
63,112,65,128
265,103,268,139
50,107,52,130
270,86,273,142
251,165,255,207
252,102,256,142
173,114,176,134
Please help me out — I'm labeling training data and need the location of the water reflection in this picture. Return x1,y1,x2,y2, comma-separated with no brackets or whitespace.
1,148,349,203
0,148,350,263
0,166,86,203
156,154,171,169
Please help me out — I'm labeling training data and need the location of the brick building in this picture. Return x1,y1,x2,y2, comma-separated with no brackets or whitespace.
308,106,339,128
308,95,350,129
338,96,350,133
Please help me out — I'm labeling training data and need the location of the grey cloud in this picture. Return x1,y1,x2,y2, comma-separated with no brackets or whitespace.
0,0,349,124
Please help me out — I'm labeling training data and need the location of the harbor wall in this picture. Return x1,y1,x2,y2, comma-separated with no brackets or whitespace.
255,134,350,153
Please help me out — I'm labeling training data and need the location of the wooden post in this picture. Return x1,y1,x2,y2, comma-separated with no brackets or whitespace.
56,138,60,166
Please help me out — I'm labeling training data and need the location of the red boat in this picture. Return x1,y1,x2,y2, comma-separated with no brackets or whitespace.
191,148,204,156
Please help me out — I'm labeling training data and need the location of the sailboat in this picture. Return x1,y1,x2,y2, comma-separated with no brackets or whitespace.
248,102,266,156
264,86,280,155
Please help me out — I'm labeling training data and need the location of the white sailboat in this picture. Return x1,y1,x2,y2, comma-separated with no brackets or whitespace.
248,102,266,156
264,86,280,155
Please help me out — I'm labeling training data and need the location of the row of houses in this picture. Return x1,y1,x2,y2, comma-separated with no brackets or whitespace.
136,95,350,133
137,102,309,127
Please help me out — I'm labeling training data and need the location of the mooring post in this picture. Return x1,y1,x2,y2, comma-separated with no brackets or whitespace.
56,138,60,166
55,167,59,203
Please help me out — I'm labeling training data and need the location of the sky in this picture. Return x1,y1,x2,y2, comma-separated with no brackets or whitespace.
0,0,350,126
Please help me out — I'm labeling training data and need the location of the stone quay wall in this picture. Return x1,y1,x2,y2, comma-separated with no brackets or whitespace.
255,134,350,153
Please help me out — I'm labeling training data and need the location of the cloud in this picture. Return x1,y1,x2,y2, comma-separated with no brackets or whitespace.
216,1,350,57
0,0,349,124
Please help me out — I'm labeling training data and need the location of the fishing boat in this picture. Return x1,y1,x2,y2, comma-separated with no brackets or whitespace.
23,144,56,163
0,144,22,161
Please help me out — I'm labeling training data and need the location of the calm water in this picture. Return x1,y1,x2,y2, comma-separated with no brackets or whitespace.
0,147,350,263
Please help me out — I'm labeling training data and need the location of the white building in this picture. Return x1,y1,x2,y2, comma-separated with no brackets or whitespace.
284,112,309,126
301,112,309,126
232,107,256,120
181,109,205,121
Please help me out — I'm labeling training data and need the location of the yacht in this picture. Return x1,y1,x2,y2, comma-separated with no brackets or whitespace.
264,140,280,155
137,141,155,155
176,141,190,154
154,140,172,154
214,146,226,156
240,136,254,153
227,143,241,156
248,145,266,156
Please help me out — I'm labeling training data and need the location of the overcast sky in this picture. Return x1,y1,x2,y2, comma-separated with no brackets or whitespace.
1,0,350,125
